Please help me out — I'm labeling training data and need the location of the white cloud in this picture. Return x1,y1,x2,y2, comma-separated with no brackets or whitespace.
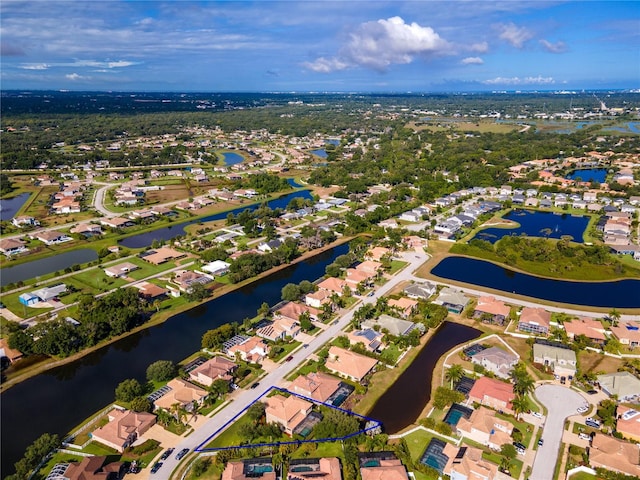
20,63,49,70
65,72,90,81
496,22,533,48
469,42,489,53
20,59,138,70
305,16,452,73
483,75,555,85
539,39,567,53
461,57,483,65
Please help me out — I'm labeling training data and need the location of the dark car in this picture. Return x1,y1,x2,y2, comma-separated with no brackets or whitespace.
150,462,163,474
160,448,174,460
538,439,544,446
250,382,260,389
587,389,598,395
285,356,293,362
175,448,189,460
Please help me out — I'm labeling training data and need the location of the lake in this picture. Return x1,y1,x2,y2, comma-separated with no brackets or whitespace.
431,256,640,308
0,243,348,474
0,193,31,221
0,249,99,287
473,209,589,244
221,151,244,165
565,168,607,183
120,190,313,249
368,321,481,433
311,149,328,158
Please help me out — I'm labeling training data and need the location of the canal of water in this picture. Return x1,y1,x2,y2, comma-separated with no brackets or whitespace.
0,243,348,474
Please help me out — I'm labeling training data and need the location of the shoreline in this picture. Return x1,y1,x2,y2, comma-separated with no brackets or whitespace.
0,237,351,393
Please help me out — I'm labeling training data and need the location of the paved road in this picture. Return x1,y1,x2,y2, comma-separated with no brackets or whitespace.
153,250,428,479
530,385,586,480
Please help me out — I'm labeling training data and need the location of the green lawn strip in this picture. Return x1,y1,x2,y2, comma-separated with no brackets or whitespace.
198,398,223,416
482,449,523,479
568,472,597,480
286,359,322,381
402,428,436,461
34,451,87,480
123,257,183,279
80,441,120,456
68,270,128,292
572,422,599,436
387,260,409,275
553,442,566,480
270,341,302,362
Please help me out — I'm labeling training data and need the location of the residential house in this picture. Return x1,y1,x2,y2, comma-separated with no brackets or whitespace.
287,458,342,480
387,298,418,319
34,230,71,245
345,268,375,288
153,378,208,412
456,406,514,451
442,444,498,480
616,405,640,442
173,270,213,292
325,346,378,382
305,289,333,309
256,317,300,341
257,238,283,253
11,216,39,228
473,297,511,326
276,302,320,323
517,307,551,335
610,322,640,349
0,338,23,364
201,260,231,276
597,371,640,402
366,247,391,262
470,347,518,379
189,357,237,387
0,238,28,256
403,282,437,300
62,456,125,480
289,372,341,403
532,342,577,378
100,217,132,229
563,317,606,345
434,287,470,314
358,452,410,480
70,223,103,236
356,260,383,275
467,376,515,414
91,408,156,452
222,459,276,480
347,329,385,353
362,314,421,337
133,281,168,300
142,247,186,265
104,262,139,278
317,277,349,296
264,393,313,435
227,336,269,363
589,433,640,478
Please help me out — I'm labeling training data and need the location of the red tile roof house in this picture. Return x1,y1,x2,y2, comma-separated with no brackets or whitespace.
62,456,125,480
325,346,378,383
356,260,383,274
0,238,28,256
287,458,342,480
227,336,269,363
387,297,418,319
317,277,350,296
563,317,607,345
517,307,551,336
288,372,341,403
153,378,208,412
264,393,313,435
345,268,375,288
610,321,640,349
90,408,156,452
589,433,640,477
467,376,515,414
189,356,237,387
366,247,391,262
442,444,498,480
173,270,213,292
456,406,514,451
222,460,276,480
616,405,640,443
256,316,301,341
305,289,333,309
359,452,410,480
275,302,320,323
473,296,511,326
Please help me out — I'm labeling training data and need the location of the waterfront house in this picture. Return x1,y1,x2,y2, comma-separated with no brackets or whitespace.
62,456,125,480
287,458,342,480
456,406,514,451
222,459,276,480
0,338,23,364
589,433,640,478
366,246,391,262
153,378,208,412
467,376,515,414
347,328,385,353
201,260,231,276
317,277,349,296
142,247,186,265
403,282,437,300
325,346,378,382
358,452,410,480
517,307,551,335
264,393,313,435
470,346,518,379
11,216,39,228
173,270,213,292
275,302,320,323
91,408,156,453
305,289,333,309
133,281,168,300
256,317,300,341
563,317,606,345
362,314,421,337
189,356,237,387
345,268,375,288
473,296,511,326
226,336,269,363
0,238,28,256
532,342,577,378
100,217,132,229
442,444,498,480
434,287,470,314
289,372,342,403
34,230,71,245
610,321,640,349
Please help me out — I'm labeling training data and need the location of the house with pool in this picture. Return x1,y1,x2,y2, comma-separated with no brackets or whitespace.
456,406,514,451
467,376,515,414
287,458,342,480
222,459,276,480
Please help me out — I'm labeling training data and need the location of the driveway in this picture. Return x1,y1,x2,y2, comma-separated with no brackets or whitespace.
530,384,586,480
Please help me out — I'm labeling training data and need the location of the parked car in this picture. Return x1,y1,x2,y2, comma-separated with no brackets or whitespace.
160,448,174,460
577,405,589,414
175,448,189,460
250,382,260,389
285,356,293,362
587,389,598,395
150,463,163,474
513,442,526,455
538,439,544,447
531,411,543,419
585,417,601,428
230,382,239,390
579,433,592,441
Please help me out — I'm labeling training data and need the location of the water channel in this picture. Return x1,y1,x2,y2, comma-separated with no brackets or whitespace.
431,256,640,309
367,321,481,433
120,189,313,249
0,243,348,473
0,192,31,221
1,249,99,287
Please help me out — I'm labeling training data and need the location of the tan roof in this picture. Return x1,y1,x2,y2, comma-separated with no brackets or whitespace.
617,405,640,440
475,296,511,317
265,394,312,431
276,302,320,321
360,458,409,480
325,346,377,381
154,378,207,410
92,409,155,451
36,230,65,242
345,269,373,284
563,318,606,341
519,307,551,328
143,247,185,265
388,297,418,314
287,458,342,480
134,281,168,299
306,289,332,303
0,338,23,363
0,238,26,250
317,277,348,294
356,260,383,273
104,262,138,277
443,445,498,480
611,322,640,343
189,356,237,385
289,372,341,403
457,406,513,442
222,461,276,480
63,456,123,480
367,247,390,261
590,433,640,477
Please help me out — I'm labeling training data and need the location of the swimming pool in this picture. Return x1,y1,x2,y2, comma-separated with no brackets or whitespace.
443,403,474,426
420,438,449,472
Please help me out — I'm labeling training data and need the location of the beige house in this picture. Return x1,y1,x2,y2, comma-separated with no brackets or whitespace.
287,458,342,480
189,356,237,386
91,408,156,452
289,372,341,403
532,342,577,377
610,321,640,349
276,302,320,323
317,277,349,296
264,393,313,435
473,296,511,325
442,444,498,480
359,452,409,480
104,262,139,278
227,336,269,363
563,317,606,345
456,406,513,450
467,377,515,414
325,346,377,382
616,405,640,442
387,298,418,319
470,346,518,379
256,317,301,341
589,433,640,477
222,460,276,480
154,378,208,412
518,307,551,335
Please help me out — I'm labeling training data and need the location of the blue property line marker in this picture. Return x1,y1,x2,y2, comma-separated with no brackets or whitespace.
195,386,382,452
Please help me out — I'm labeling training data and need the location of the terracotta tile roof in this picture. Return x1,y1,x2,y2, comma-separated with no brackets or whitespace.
91,409,156,452
64,456,124,480
276,302,320,321
154,378,207,410
519,307,551,328
222,461,276,480
287,458,342,480
265,394,312,432
325,346,377,382
590,433,640,477
289,372,341,403
563,318,606,341
317,277,348,294
475,296,511,317
360,458,409,480
468,376,515,409
189,356,237,386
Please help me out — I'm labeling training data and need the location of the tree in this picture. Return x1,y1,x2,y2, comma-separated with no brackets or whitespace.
8,330,34,355
202,324,237,350
185,282,210,302
433,386,465,410
130,396,153,413
246,401,265,421
146,360,177,382
115,378,144,403
608,309,621,327
281,283,302,302
11,433,60,480
510,363,535,397
257,302,271,318
511,395,529,421
209,378,230,399
445,364,464,389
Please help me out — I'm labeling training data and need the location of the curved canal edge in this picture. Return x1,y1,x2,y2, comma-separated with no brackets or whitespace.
0,238,353,392
365,321,482,434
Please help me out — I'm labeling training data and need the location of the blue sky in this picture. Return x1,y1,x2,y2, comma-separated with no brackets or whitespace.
1,1,638,92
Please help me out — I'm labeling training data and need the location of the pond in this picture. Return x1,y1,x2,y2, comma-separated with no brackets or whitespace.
431,256,640,308
0,249,99,287
221,151,244,165
0,243,349,472
0,193,31,221
367,321,481,434
119,190,313,249
472,209,589,244
310,149,328,158
565,168,607,183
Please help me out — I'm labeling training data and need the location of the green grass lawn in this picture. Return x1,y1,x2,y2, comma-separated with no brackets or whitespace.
568,472,597,480
271,341,302,362
387,260,409,275
287,360,321,380
403,428,436,461
34,451,87,480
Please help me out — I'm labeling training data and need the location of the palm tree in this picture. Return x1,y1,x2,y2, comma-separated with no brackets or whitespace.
512,395,529,421
445,364,464,389
609,308,621,327
511,369,535,397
